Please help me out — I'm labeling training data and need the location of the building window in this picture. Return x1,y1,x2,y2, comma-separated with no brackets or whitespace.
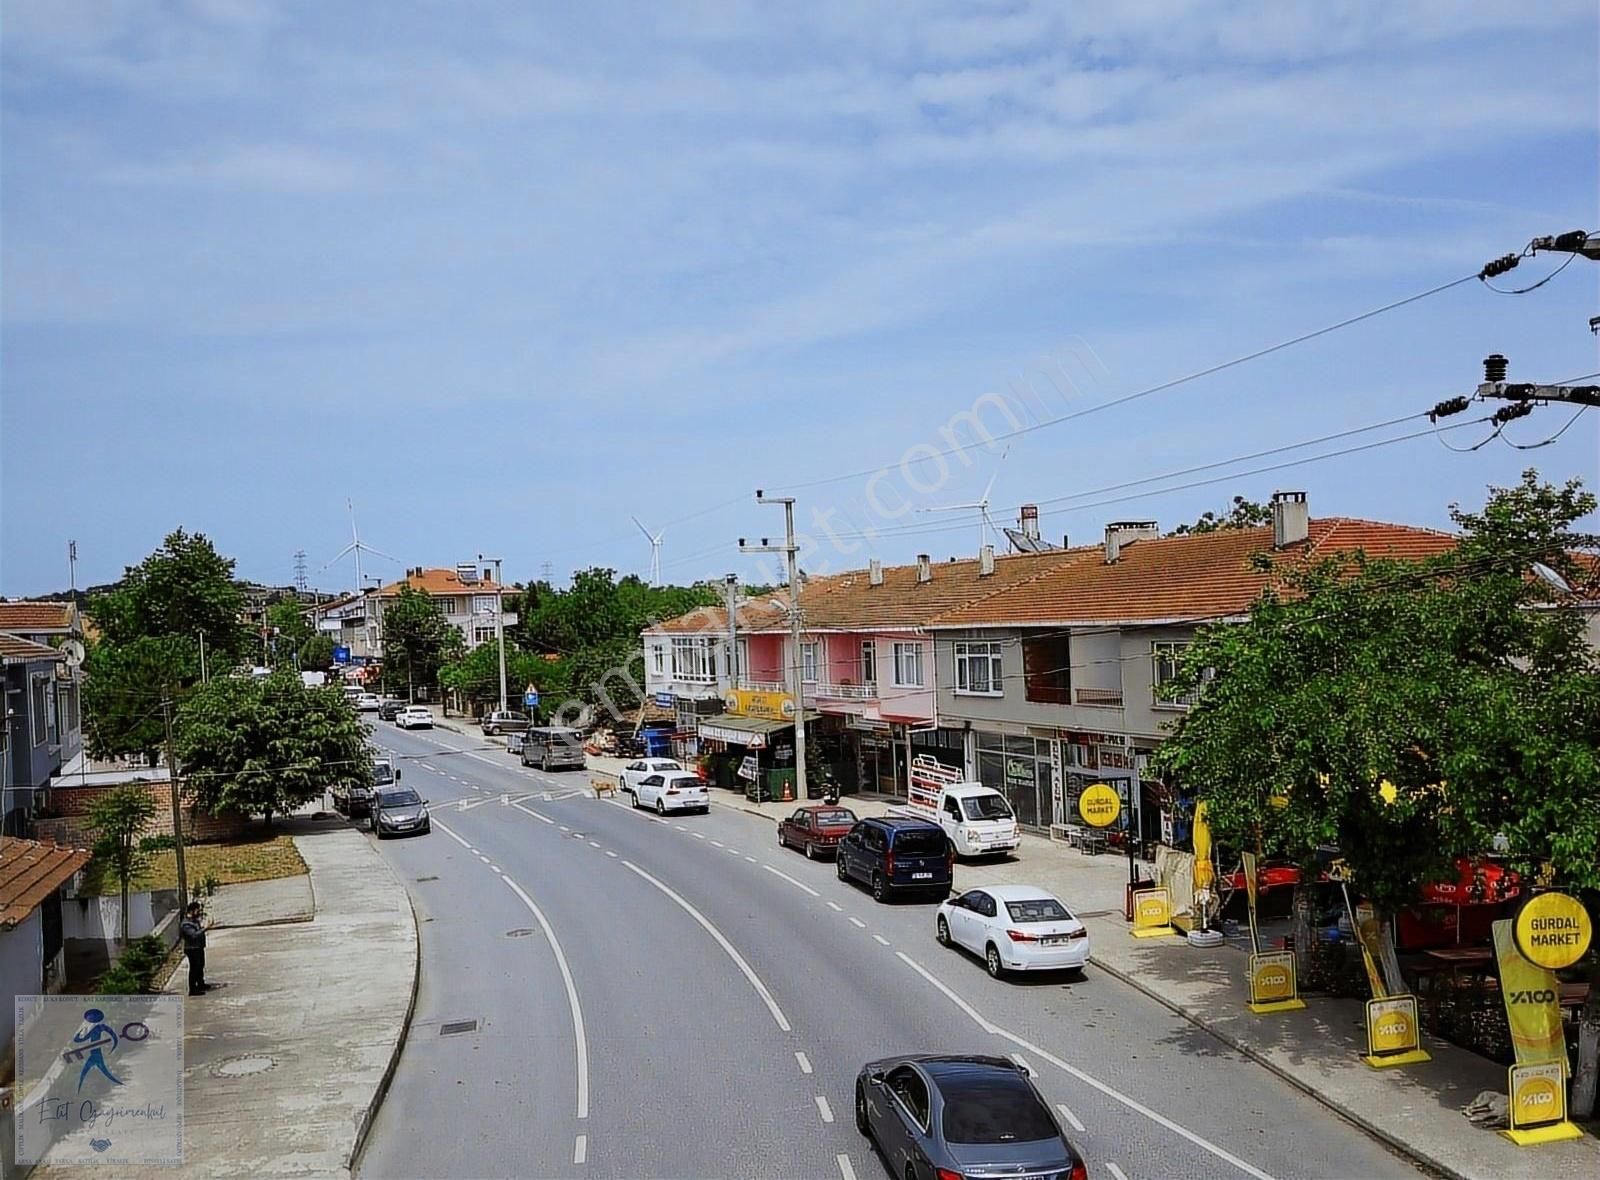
860,640,876,687
473,626,497,645
671,637,716,682
736,638,748,680
651,644,667,676
1023,634,1071,704
31,676,47,745
472,594,498,616
801,641,819,683
892,642,924,688
1152,641,1204,707
953,641,1003,696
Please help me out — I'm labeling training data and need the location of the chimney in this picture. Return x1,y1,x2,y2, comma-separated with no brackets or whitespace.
979,545,995,576
1104,521,1159,564
869,558,884,586
916,554,932,583
1271,491,1309,549
1062,534,1070,550
1020,504,1040,541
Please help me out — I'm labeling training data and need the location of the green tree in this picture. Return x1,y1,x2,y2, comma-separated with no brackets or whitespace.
266,600,313,666
85,786,159,944
380,587,458,699
298,633,337,672
1168,495,1273,536
81,635,198,764
440,642,569,714
91,529,249,664
175,672,373,826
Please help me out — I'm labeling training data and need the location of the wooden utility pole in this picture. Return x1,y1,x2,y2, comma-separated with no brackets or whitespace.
161,698,190,912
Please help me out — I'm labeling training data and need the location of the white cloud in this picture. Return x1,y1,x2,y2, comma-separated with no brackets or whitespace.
108,144,376,192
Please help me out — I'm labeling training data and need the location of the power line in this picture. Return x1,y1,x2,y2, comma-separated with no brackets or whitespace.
769,271,1481,494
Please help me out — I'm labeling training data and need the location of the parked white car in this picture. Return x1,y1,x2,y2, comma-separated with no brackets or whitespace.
394,706,433,729
632,771,708,815
618,758,684,797
356,693,382,712
936,885,1091,979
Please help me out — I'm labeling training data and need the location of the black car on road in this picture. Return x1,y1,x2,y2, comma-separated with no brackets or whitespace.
377,698,407,721
835,816,952,903
855,1054,1086,1180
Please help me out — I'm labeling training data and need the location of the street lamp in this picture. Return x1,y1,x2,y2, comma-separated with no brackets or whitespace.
477,555,507,714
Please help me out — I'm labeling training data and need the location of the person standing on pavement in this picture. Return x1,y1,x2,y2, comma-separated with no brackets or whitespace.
180,901,210,995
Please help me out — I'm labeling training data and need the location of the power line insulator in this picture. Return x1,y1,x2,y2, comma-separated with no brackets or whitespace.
1429,396,1471,422
1483,354,1509,383
1491,402,1535,427
1479,253,1520,279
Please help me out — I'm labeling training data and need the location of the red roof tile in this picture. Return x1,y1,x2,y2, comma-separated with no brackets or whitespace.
0,602,74,632
793,551,1086,630
0,840,92,930
376,569,505,597
929,518,1459,627
646,596,792,635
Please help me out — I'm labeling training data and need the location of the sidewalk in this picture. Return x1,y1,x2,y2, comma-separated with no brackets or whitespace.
28,821,418,1180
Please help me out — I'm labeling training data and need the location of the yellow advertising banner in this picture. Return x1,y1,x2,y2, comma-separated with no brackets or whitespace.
723,688,794,721
1247,950,1305,1013
1363,995,1430,1068
1503,1062,1582,1145
1491,919,1567,1068
1192,802,1214,891
1352,900,1389,999
1131,887,1176,938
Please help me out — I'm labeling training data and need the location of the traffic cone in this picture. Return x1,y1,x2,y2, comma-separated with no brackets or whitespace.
780,778,795,802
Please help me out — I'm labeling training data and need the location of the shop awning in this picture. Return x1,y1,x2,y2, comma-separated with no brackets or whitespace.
697,712,820,748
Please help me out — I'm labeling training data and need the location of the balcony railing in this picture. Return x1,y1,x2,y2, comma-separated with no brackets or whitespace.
1074,686,1124,708
736,679,787,694
814,681,877,700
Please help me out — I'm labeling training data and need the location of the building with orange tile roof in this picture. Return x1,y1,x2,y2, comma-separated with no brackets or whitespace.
314,565,518,666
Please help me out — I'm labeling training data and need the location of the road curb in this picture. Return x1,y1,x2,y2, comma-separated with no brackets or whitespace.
345,858,422,1177
1086,951,1470,1180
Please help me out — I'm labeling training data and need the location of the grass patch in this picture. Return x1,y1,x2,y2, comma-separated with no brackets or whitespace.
79,833,307,897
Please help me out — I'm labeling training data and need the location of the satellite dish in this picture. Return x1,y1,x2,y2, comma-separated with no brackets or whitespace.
61,639,86,668
1531,561,1573,596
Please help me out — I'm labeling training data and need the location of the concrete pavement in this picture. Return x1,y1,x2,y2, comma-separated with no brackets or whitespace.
27,821,418,1180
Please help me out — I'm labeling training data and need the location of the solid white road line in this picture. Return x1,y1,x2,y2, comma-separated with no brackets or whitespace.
1055,1102,1086,1133
872,934,890,946
795,1051,813,1075
573,1135,587,1165
1010,1052,1033,1076
815,1095,834,1124
761,864,821,898
1106,1163,1129,1180
848,916,867,929
893,951,1276,1180
621,860,792,1032
501,874,591,1121
836,1153,857,1180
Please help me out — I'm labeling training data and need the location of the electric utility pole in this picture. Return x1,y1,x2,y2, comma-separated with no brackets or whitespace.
479,554,508,713
162,698,190,913
1456,354,1600,415
741,493,807,801
723,574,739,693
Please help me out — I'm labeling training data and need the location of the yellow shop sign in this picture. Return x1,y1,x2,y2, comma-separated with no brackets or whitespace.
723,689,795,721
1503,1061,1582,1145
1513,892,1593,971
1247,951,1305,1013
1077,783,1121,828
1130,887,1175,939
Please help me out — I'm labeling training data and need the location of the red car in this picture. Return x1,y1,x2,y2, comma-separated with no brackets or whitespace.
777,806,858,860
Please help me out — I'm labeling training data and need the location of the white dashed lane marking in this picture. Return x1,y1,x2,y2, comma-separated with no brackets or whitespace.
795,1051,812,1075
814,1095,834,1124
848,917,866,929
826,901,842,912
1105,1162,1129,1180
836,1155,857,1180
1056,1102,1086,1133
872,934,890,946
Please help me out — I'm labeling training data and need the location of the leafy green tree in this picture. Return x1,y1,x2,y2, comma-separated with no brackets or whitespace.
81,635,197,764
380,587,459,698
91,529,249,664
85,786,159,943
175,672,373,826
298,633,337,672
266,600,313,665
440,642,571,714
1168,495,1273,536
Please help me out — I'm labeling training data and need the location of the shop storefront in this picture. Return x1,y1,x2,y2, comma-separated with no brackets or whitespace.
1060,730,1142,844
973,731,1056,831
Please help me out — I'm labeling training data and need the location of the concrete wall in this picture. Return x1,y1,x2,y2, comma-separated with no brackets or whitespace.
0,910,44,1064
61,890,179,983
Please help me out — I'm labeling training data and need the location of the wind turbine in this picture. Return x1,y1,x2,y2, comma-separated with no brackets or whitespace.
631,516,664,587
919,447,1009,552
319,500,402,592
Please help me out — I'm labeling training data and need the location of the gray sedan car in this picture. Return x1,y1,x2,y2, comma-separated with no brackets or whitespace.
854,1054,1085,1180
370,786,431,839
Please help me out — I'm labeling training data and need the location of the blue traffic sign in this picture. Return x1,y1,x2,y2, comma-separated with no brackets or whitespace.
524,689,540,708
333,646,351,664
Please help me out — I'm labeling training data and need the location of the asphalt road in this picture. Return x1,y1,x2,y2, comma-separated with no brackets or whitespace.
357,722,1422,1180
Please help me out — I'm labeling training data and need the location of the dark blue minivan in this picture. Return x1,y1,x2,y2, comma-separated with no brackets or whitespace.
836,816,953,903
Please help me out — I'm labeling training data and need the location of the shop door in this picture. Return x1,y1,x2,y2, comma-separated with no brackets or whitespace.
1003,753,1041,829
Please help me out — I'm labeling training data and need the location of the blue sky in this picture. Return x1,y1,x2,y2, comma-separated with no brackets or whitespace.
3,1,1597,595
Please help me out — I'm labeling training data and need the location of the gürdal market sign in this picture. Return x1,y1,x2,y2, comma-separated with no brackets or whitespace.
1513,891,1593,970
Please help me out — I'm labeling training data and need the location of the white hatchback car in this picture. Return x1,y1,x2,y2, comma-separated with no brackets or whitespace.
633,771,709,815
356,693,382,712
618,758,684,797
936,885,1091,979
394,706,433,729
